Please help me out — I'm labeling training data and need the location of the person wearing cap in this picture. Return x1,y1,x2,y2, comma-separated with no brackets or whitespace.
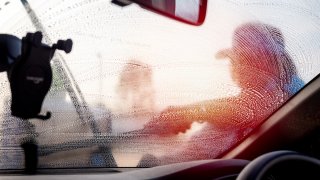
142,22,304,163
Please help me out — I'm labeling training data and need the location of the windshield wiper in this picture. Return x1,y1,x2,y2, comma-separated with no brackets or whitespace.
20,0,116,167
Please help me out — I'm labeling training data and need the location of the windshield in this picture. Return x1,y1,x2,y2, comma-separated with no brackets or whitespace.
0,0,320,169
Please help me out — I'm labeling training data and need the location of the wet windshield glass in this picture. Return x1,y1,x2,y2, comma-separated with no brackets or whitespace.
0,0,320,169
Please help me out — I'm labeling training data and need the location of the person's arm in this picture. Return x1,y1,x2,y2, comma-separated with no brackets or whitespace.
144,96,252,135
171,97,252,129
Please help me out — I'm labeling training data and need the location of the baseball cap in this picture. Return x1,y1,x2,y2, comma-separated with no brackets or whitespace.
215,22,285,62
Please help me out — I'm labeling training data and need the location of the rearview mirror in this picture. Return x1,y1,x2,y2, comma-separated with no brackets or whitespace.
131,0,207,26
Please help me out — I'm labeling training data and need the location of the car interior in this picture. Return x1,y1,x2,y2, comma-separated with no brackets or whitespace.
0,0,320,179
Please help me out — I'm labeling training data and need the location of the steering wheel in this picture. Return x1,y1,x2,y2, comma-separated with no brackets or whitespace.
237,150,320,180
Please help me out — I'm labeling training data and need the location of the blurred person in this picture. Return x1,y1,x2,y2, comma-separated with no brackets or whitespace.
117,60,155,117
140,22,304,164
263,25,305,96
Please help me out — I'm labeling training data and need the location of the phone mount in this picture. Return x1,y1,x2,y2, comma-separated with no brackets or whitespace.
7,31,72,120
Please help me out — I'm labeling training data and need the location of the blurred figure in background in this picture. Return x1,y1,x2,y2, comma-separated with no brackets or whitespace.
117,60,155,118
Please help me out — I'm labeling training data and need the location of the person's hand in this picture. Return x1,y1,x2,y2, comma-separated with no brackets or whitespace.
142,106,193,136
